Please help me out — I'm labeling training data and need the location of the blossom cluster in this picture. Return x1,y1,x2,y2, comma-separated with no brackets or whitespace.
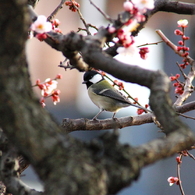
169,73,184,95
167,177,179,186
65,0,80,12
136,104,149,115
30,15,62,41
139,47,149,60
108,0,154,58
113,80,125,90
175,19,190,69
167,151,189,189
31,15,52,34
112,79,149,115
169,19,190,95
34,74,62,107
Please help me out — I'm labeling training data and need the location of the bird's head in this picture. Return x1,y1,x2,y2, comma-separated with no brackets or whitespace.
82,71,104,88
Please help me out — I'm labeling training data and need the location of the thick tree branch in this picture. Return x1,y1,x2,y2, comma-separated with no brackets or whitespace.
1,150,42,195
62,114,153,132
0,2,141,194
136,129,195,167
1,1,195,195
42,20,195,194
0,129,38,195
154,1,195,14
62,101,195,132
42,26,195,189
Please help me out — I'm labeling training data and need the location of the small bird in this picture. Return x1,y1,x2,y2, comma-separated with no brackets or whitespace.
82,70,151,120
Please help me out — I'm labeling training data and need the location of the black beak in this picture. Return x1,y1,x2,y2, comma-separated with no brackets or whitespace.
82,81,87,84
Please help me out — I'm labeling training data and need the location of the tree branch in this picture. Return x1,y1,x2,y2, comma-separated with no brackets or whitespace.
1,150,42,195
136,129,194,167
156,29,195,107
44,20,193,136
62,101,195,132
28,0,39,8
155,1,195,15
47,0,66,21
62,114,152,132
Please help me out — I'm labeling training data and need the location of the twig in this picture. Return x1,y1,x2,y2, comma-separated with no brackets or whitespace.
186,151,195,161
156,29,195,107
47,0,66,21
77,28,89,33
178,113,195,120
156,29,178,54
137,41,163,47
104,75,143,106
104,74,151,114
176,62,187,79
76,6,91,35
174,61,195,107
156,29,186,59
177,154,185,195
87,23,99,31
156,29,194,64
58,59,75,70
89,0,113,23
151,115,163,130
72,1,99,35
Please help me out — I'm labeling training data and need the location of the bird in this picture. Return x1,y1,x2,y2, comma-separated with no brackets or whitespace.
82,70,151,120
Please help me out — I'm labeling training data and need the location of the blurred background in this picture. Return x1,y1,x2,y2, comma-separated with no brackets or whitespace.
25,0,195,194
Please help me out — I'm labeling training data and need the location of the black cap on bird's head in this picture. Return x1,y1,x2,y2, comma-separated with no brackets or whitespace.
82,71,104,88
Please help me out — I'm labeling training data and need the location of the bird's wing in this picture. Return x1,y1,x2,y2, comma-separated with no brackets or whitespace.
96,88,152,112
91,82,152,112
95,88,131,104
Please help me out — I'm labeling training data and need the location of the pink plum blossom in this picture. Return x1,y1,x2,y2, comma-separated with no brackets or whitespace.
177,19,188,28
132,0,154,13
123,1,133,12
117,43,139,56
41,78,58,97
167,177,179,186
31,15,52,34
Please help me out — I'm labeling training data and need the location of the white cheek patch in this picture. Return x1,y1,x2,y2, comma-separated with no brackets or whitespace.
89,74,103,84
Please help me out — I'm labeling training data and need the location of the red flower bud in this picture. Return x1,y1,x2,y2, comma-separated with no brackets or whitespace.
176,156,182,164
55,74,62,80
182,36,189,40
174,29,183,36
178,40,184,45
175,74,180,79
